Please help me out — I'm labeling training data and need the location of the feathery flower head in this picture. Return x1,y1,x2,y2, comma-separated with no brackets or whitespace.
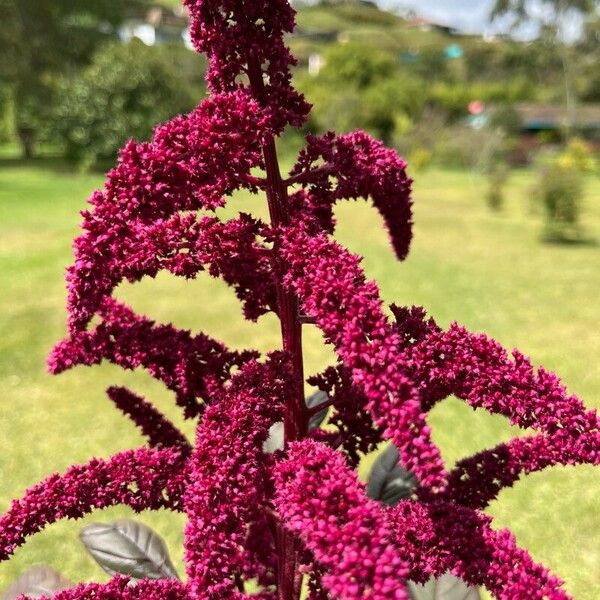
0,1,596,599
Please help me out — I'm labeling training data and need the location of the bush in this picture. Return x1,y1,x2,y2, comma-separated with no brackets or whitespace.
536,163,584,242
485,163,507,212
0,85,13,143
51,41,203,168
299,63,424,145
395,110,510,172
558,137,597,173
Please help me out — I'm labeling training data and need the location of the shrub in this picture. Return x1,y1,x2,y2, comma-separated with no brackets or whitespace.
485,162,507,212
299,44,425,144
536,163,584,242
51,41,202,168
1,2,598,599
558,137,597,173
533,138,594,243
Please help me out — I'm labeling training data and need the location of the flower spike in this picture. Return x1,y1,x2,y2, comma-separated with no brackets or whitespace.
274,439,410,600
388,500,570,599
39,577,188,600
106,386,192,454
184,354,291,598
280,224,446,490
0,447,187,561
290,131,413,260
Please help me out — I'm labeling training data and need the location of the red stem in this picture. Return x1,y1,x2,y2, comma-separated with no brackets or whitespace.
247,53,307,600
307,398,335,418
284,163,334,187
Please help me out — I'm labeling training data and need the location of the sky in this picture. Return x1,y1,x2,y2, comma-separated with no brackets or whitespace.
381,0,500,34
377,0,582,40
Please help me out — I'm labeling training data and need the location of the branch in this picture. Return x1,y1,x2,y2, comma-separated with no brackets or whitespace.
284,164,334,187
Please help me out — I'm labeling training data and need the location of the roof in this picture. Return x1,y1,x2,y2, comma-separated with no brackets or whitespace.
516,103,600,130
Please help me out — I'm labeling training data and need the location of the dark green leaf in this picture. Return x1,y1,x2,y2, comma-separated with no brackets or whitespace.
306,389,330,431
408,572,481,600
1,565,71,600
366,443,417,505
80,519,179,581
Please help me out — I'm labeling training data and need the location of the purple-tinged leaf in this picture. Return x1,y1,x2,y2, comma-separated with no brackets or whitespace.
80,519,179,581
367,443,418,505
1,565,71,600
408,572,481,600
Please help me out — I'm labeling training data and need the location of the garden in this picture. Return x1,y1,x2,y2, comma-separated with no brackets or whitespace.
0,0,599,599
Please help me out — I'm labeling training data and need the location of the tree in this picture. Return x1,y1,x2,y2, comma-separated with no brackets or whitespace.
0,0,147,157
490,0,599,137
491,0,595,21
51,41,201,168
576,11,600,100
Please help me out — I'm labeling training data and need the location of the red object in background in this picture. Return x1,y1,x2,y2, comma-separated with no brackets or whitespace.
468,100,485,115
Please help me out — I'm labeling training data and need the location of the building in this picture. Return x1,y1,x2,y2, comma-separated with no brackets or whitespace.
118,6,191,48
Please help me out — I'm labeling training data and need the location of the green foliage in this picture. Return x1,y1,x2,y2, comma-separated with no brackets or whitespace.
491,0,596,22
535,159,585,242
533,139,596,242
0,0,149,157
486,163,508,211
50,41,202,169
298,42,425,143
320,41,396,89
396,119,507,171
490,104,523,136
558,137,597,173
0,86,13,143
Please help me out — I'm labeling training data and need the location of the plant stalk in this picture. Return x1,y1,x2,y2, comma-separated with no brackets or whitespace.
247,54,308,600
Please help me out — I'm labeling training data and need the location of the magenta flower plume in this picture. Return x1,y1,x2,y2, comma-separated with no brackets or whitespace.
289,131,413,260
308,365,381,465
392,306,598,435
106,386,192,454
388,500,569,599
64,91,273,332
388,305,600,505
184,355,291,598
444,429,600,509
183,0,310,130
49,298,257,417
280,224,447,490
39,578,188,600
0,0,596,598
0,447,187,561
274,439,410,600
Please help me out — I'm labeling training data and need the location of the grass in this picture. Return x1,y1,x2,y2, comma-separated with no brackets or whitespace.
0,157,598,597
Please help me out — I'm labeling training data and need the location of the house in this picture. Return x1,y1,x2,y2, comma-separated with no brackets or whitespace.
515,103,600,137
118,6,190,48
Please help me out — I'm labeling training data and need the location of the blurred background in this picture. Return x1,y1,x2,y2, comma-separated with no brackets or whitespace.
0,0,598,597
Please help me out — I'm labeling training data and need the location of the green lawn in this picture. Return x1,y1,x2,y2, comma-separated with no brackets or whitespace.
0,159,598,597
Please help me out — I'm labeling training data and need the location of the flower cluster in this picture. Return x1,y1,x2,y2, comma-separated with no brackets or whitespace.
0,1,597,599
289,131,413,261
65,91,273,332
184,355,290,598
49,298,257,417
184,0,310,130
280,225,447,491
43,578,188,600
388,501,569,599
0,448,187,562
274,440,410,600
